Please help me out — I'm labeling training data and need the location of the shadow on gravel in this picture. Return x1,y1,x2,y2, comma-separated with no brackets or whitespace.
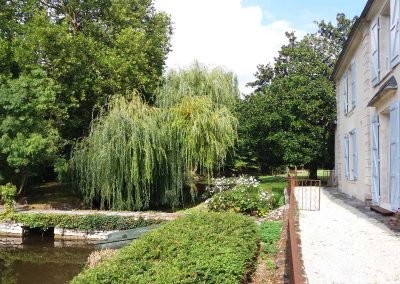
322,187,399,236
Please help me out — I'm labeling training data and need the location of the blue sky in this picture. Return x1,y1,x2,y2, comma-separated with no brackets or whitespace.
155,0,368,93
243,0,366,33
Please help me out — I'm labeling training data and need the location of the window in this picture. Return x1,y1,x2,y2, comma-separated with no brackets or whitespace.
343,58,356,114
371,17,380,86
343,72,349,114
344,129,358,181
350,129,358,180
390,0,400,68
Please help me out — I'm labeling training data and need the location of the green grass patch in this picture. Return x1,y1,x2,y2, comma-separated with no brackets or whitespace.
259,221,283,256
0,213,162,232
71,212,258,284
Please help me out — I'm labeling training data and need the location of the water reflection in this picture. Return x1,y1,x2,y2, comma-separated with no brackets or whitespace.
0,235,94,284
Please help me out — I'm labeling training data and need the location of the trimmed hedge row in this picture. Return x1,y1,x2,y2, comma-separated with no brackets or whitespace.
0,213,162,231
71,212,259,284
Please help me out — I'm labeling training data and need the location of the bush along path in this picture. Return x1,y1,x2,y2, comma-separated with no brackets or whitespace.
71,212,258,284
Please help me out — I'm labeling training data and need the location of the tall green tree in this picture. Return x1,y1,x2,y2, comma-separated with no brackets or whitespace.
0,70,66,193
241,14,356,177
5,0,171,140
0,0,171,187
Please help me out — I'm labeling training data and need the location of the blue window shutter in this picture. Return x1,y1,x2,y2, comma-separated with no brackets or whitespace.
352,129,358,180
371,115,380,204
344,73,349,114
344,134,350,179
351,59,356,108
390,0,400,67
371,18,380,85
390,102,400,210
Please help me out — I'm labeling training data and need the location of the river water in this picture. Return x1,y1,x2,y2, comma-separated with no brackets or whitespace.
0,235,95,284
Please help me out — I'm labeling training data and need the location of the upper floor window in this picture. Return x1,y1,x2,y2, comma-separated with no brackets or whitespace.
343,58,356,114
371,0,400,86
371,17,380,86
390,0,400,68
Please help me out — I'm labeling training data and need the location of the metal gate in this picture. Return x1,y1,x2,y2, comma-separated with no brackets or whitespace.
294,179,321,211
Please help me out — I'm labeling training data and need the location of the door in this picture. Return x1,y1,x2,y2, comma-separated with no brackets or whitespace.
372,115,380,204
390,102,400,211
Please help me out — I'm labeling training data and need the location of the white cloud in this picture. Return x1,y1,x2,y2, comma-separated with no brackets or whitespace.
154,0,302,94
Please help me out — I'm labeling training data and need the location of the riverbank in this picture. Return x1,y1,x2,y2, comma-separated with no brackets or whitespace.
0,210,180,240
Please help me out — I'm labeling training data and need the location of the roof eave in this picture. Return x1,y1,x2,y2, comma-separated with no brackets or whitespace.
332,0,375,81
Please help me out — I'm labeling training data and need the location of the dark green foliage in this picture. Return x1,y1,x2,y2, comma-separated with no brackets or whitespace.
1,213,161,232
238,14,356,174
208,186,281,217
0,70,65,193
259,221,283,255
71,212,258,284
0,0,172,187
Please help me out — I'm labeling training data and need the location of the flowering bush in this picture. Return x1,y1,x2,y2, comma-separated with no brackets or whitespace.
204,175,260,198
207,185,281,217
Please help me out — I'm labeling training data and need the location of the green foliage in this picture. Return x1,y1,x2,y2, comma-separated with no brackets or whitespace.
156,62,239,109
259,221,283,255
0,183,17,211
238,14,356,174
71,212,258,284
208,176,286,216
0,0,172,187
3,0,171,139
1,213,161,232
0,70,65,192
208,186,278,217
70,64,238,211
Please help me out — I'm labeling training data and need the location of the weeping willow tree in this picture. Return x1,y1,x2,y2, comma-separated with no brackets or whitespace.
156,62,239,109
70,64,239,210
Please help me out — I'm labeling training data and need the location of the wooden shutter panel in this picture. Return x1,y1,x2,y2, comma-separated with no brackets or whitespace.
390,102,400,210
371,18,380,85
351,59,356,108
352,129,358,180
344,72,349,114
344,134,350,179
391,0,400,67
371,115,380,204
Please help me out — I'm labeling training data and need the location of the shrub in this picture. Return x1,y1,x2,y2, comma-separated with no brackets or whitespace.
0,183,17,212
0,213,162,231
207,185,279,217
204,175,260,198
259,221,283,255
71,212,258,284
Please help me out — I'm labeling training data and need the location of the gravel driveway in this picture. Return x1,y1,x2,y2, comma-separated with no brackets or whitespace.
299,188,400,284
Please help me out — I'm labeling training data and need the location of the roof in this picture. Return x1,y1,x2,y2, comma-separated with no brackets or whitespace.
332,0,375,80
367,76,398,107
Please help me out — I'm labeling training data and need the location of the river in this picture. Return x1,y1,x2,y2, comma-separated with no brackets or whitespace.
0,235,94,284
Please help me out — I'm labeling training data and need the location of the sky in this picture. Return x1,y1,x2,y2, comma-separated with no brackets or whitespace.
154,0,367,94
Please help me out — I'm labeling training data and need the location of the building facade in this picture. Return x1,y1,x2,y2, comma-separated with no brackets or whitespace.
334,0,400,211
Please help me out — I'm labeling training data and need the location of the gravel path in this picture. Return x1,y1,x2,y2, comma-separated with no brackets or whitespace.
299,188,400,284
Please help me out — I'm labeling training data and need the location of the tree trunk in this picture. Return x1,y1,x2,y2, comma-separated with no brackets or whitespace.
308,164,318,180
17,171,27,196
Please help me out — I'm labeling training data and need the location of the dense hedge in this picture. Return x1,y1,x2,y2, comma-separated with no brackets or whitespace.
71,212,258,284
0,213,162,231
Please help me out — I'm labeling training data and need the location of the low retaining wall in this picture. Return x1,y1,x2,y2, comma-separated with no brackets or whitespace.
0,222,114,241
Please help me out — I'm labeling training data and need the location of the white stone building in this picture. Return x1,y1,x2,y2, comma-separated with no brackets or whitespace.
334,0,400,211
